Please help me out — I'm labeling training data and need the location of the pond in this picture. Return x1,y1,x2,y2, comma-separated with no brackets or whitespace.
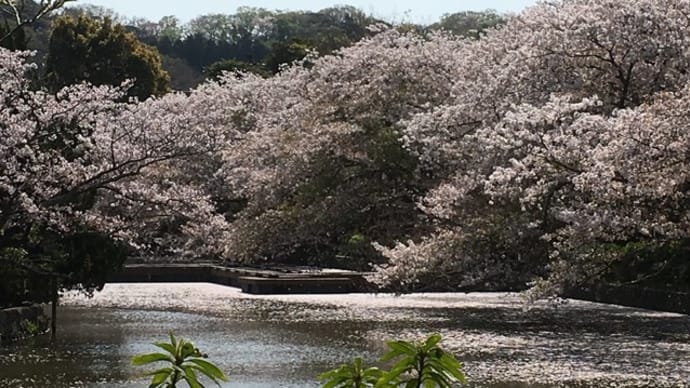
0,283,688,387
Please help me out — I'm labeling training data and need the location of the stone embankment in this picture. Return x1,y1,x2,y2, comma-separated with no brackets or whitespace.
0,304,49,344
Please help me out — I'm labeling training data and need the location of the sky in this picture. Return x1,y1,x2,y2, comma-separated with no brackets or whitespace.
71,0,539,24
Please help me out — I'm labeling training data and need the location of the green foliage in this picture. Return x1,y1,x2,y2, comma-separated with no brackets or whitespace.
132,332,229,388
161,55,203,90
129,5,376,83
269,7,375,55
19,319,40,335
45,15,170,99
348,233,366,245
233,123,426,270
0,248,46,308
604,240,690,290
265,39,313,73
320,357,388,388
428,10,506,38
320,334,465,388
203,58,269,81
0,225,129,307
378,334,465,388
54,229,130,294
0,23,27,50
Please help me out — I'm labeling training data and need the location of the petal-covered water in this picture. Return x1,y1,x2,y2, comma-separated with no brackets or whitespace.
0,283,688,387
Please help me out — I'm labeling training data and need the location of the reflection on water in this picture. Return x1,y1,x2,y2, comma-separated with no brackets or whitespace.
0,283,688,387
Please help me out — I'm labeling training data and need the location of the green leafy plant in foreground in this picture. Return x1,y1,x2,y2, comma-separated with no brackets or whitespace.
132,332,228,388
320,334,465,388
319,356,390,388
378,333,466,387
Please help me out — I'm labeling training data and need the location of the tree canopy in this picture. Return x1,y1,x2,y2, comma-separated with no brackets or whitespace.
45,15,170,99
428,10,506,37
0,0,73,45
0,45,238,305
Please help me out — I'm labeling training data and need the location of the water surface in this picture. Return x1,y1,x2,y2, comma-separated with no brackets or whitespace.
0,283,688,387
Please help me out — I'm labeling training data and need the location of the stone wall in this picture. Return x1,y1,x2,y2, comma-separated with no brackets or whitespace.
0,304,50,344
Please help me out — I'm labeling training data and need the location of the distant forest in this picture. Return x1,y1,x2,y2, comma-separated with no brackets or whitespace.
1,1,506,90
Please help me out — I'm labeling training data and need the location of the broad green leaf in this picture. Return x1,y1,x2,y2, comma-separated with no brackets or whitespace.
132,352,174,366
321,380,340,388
319,369,341,380
404,380,418,388
154,341,177,355
144,367,174,377
437,354,465,382
384,341,417,357
353,357,363,373
423,378,437,388
181,342,199,359
423,334,442,351
183,366,203,388
422,370,452,387
187,358,229,381
148,370,170,387
169,331,177,349
363,366,384,378
389,356,414,375
375,362,410,388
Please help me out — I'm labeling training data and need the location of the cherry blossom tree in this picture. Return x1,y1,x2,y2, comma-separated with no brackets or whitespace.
0,48,234,298
373,0,690,295
203,0,690,295
214,28,466,268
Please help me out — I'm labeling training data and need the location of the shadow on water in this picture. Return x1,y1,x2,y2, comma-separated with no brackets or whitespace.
0,308,131,386
398,303,690,341
1,284,689,387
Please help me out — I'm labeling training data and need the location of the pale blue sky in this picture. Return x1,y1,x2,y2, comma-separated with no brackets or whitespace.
71,1,539,24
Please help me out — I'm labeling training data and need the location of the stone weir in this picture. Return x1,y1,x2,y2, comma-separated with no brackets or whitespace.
107,264,372,294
